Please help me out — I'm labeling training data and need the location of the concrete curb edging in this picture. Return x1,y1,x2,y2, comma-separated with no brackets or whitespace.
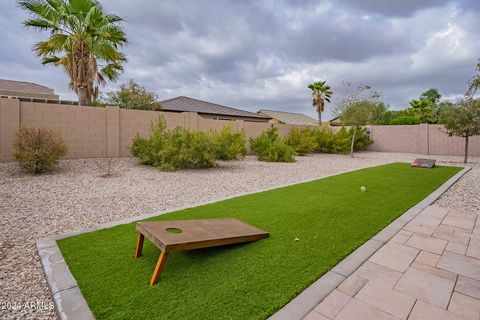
268,166,470,320
36,165,470,320
36,241,95,320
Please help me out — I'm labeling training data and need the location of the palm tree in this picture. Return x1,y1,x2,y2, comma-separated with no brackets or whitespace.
409,98,434,123
308,81,332,124
19,0,127,106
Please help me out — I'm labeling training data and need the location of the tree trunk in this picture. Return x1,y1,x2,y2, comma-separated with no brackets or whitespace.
318,112,322,126
77,87,87,106
85,91,92,106
350,126,357,158
73,40,89,106
464,135,469,163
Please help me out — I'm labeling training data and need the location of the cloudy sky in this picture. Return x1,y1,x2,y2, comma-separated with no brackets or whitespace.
1,0,479,120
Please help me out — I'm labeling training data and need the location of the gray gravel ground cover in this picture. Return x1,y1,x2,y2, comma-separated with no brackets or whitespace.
0,152,478,319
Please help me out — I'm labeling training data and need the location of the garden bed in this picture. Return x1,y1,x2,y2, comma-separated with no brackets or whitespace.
57,163,461,319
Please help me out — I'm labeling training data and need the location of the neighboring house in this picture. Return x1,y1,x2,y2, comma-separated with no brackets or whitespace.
329,116,342,126
0,79,59,101
257,109,319,126
160,96,271,122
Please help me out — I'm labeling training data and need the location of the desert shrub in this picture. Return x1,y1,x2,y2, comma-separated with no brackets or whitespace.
284,127,372,154
131,136,154,165
13,127,67,173
311,128,345,153
131,117,168,165
131,117,246,170
350,127,373,150
159,127,216,170
260,140,295,162
304,127,352,154
250,127,295,162
211,124,247,160
329,127,373,152
131,118,216,170
390,116,421,125
286,127,317,155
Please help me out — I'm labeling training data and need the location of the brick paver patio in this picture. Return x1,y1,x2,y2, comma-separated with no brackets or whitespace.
305,205,480,320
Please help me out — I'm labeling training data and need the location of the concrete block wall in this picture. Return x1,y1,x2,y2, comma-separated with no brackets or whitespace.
20,101,107,159
368,124,429,154
368,124,480,157
428,125,480,157
1,98,479,162
106,107,120,158
0,99,20,162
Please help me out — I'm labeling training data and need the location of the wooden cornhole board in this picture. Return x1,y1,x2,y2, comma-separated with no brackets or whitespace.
134,218,269,285
411,158,436,168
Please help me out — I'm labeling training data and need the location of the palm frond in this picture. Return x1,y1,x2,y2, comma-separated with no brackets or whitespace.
105,13,124,24
101,63,123,82
19,0,61,25
69,0,98,15
40,55,61,64
23,18,55,30
98,25,127,43
33,33,69,56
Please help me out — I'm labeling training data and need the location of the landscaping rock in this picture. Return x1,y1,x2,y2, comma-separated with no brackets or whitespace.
0,152,477,319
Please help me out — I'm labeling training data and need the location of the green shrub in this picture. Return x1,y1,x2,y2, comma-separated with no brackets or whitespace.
159,127,216,171
131,136,154,165
285,126,373,155
261,139,295,162
131,117,247,170
312,128,346,153
13,127,67,173
131,118,216,171
250,127,295,162
350,127,373,150
390,116,421,125
211,124,247,160
286,127,316,155
131,117,168,166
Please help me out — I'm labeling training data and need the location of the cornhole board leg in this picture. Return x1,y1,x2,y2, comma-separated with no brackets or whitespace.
134,233,144,258
149,252,169,286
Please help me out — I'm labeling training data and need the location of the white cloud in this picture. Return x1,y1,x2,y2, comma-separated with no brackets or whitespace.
0,0,478,120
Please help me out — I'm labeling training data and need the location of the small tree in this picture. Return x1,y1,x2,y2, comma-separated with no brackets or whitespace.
420,88,442,105
339,100,377,157
101,80,161,110
334,83,382,157
440,97,480,163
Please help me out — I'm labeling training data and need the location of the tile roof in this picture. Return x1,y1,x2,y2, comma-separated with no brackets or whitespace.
0,79,56,95
159,96,270,119
258,109,318,125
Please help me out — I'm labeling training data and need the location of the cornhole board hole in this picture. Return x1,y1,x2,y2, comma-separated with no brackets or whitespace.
134,218,269,285
411,158,436,168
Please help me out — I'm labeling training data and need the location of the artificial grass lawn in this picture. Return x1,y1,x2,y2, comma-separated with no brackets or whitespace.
58,163,461,320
